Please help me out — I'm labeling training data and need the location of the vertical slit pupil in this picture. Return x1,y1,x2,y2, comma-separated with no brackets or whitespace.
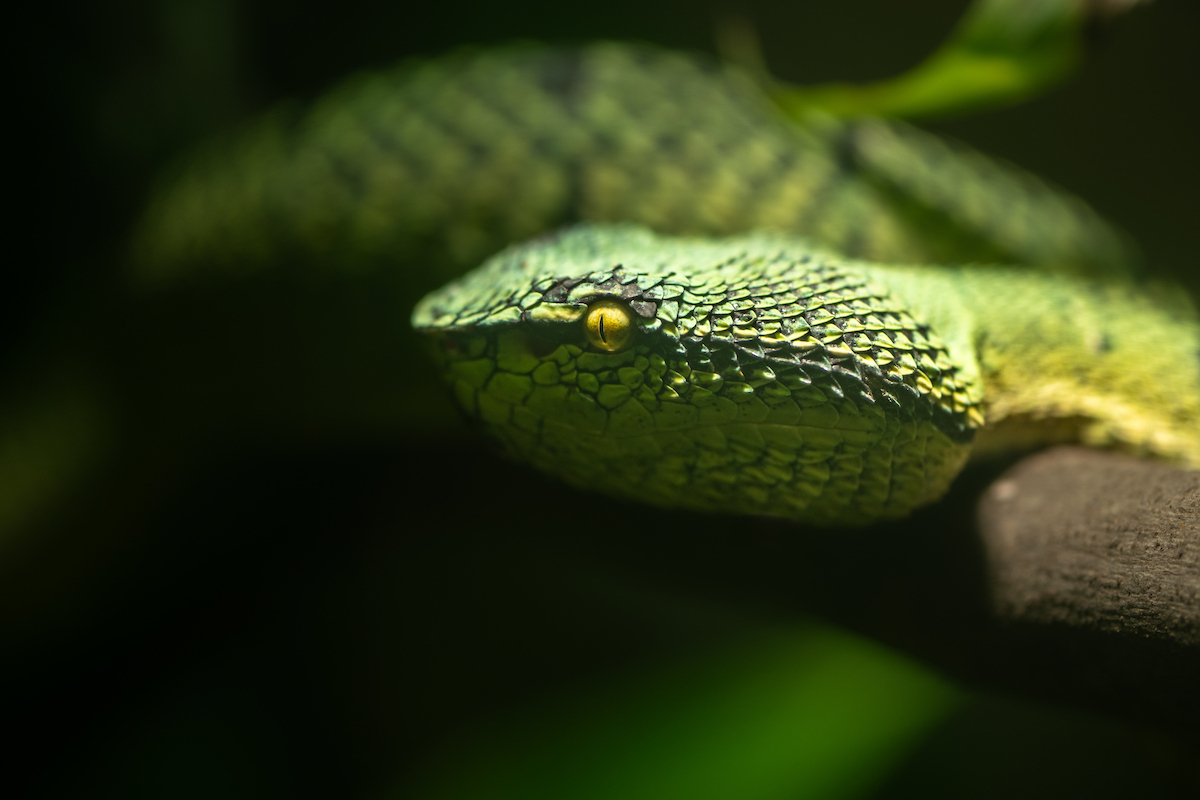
598,314,607,343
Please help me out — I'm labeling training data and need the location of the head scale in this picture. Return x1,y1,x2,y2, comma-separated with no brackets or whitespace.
413,224,978,525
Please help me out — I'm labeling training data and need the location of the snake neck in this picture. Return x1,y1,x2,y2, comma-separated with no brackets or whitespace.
866,264,1200,465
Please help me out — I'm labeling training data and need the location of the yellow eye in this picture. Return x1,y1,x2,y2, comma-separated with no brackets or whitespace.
583,300,636,352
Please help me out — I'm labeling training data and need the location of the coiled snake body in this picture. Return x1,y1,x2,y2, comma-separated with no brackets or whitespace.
133,43,1200,525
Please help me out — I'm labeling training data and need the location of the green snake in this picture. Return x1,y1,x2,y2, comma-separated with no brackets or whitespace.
6,23,1198,537
122,42,1200,527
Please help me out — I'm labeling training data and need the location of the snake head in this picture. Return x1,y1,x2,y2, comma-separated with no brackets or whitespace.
412,224,978,525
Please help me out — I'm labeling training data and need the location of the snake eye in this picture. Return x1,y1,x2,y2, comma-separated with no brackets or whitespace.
583,300,636,352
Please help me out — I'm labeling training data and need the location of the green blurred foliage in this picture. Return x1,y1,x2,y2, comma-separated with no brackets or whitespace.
405,628,960,800
775,0,1087,120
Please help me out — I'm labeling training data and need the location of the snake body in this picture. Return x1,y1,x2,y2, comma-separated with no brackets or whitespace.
134,44,1134,288
122,43,1200,526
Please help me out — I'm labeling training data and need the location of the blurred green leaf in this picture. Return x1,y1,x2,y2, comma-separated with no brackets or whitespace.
773,0,1141,120
401,625,961,800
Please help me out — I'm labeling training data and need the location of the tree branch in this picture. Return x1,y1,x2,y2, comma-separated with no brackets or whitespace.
611,446,1200,735
972,447,1199,732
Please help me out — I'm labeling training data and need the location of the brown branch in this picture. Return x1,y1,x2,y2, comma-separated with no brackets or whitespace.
972,447,1200,731
610,447,1200,735
981,448,1200,646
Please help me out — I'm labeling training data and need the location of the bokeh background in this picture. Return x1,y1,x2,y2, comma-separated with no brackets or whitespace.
9,1,1200,798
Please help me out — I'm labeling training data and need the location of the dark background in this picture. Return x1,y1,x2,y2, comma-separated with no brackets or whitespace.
9,1,1200,798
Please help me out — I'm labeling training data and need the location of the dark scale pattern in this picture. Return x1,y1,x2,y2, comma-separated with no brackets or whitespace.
415,226,982,525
